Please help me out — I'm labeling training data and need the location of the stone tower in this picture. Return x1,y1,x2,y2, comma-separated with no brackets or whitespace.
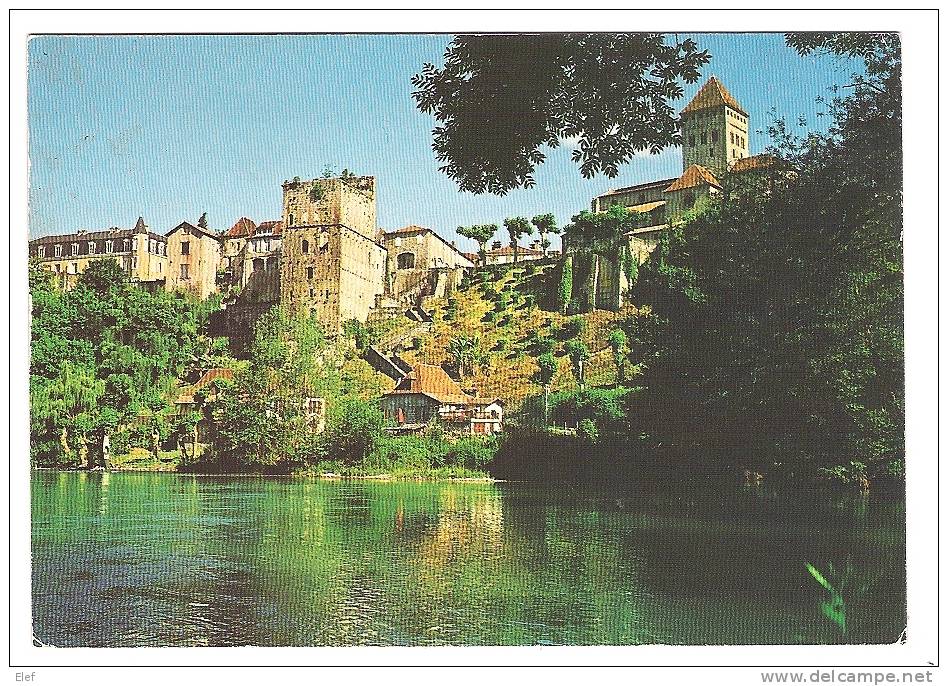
279,175,387,334
680,77,750,177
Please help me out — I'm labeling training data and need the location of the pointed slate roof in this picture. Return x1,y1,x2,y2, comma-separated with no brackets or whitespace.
665,164,721,192
134,216,147,232
681,77,747,117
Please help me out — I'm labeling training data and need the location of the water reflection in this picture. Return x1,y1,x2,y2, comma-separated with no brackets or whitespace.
31,473,905,647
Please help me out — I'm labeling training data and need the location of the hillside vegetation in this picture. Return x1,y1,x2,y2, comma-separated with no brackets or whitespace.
395,262,631,410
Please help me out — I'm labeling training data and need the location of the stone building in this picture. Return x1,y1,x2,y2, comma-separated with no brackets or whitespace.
379,225,473,305
165,221,223,300
221,217,256,277
279,176,387,333
28,217,169,288
380,364,504,435
568,76,780,311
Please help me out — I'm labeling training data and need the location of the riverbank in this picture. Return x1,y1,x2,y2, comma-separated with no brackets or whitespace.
37,463,494,483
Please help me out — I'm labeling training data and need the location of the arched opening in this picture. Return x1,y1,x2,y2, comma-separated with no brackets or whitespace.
397,252,416,270
301,239,309,254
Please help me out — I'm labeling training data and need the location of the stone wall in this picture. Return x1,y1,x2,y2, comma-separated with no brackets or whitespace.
282,176,376,240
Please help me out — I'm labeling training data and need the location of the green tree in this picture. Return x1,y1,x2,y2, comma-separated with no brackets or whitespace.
564,340,590,389
534,352,559,426
563,205,638,311
448,333,483,378
457,224,498,266
608,328,629,384
503,216,533,264
324,397,384,465
531,213,559,257
412,34,709,194
626,33,902,478
558,255,573,315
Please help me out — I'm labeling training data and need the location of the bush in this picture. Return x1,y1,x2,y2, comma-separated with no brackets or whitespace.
559,316,586,340
577,418,599,442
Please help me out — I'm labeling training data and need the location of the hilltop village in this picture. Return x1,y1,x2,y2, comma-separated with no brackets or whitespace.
29,77,784,470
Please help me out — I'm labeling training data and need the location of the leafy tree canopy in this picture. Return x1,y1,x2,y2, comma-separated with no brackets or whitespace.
412,33,709,194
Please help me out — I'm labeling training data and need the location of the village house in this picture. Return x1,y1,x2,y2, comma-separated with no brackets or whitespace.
379,225,473,306
165,221,223,300
380,364,504,435
28,217,169,289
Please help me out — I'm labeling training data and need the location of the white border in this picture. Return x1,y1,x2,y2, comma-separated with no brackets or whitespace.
6,7,940,677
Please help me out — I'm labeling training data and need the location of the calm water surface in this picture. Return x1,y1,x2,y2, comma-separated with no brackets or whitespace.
31,471,905,646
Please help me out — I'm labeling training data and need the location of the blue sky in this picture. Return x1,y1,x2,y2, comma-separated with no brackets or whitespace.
28,33,859,251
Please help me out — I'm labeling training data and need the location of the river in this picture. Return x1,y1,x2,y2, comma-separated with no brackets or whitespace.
31,471,905,647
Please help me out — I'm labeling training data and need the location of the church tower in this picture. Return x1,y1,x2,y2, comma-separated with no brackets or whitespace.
680,77,750,177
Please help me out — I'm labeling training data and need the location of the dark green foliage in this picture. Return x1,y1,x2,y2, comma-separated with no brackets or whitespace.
412,34,709,194
29,260,216,466
342,318,376,351
197,212,208,229
503,216,533,263
626,34,902,478
324,397,385,465
558,256,573,315
531,213,559,257
559,316,586,340
457,224,498,264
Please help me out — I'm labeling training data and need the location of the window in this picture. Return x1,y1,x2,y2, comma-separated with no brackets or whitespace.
288,214,295,226
71,243,79,256
37,245,45,258
709,147,714,158
397,252,416,270
711,130,718,142
54,244,62,257
132,237,138,251
307,266,314,280
123,239,131,252
132,256,138,270
700,132,707,145
88,241,97,254
158,262,162,273
180,263,190,280
150,239,156,253
683,191,695,207
106,240,113,253
181,241,190,255
302,239,309,253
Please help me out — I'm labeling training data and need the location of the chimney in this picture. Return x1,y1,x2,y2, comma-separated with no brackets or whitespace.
491,241,501,250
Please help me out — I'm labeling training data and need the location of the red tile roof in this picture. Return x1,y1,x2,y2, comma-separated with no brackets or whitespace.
729,154,784,174
255,220,283,236
225,217,256,238
175,368,234,404
387,364,471,405
385,225,429,236
681,77,747,117
664,164,721,192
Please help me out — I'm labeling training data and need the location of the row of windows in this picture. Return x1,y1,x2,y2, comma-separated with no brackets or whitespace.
729,131,746,147
36,237,166,259
42,255,153,274
727,109,748,125
688,130,720,147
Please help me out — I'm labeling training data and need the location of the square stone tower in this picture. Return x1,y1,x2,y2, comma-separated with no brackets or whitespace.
279,176,387,333
680,77,750,177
